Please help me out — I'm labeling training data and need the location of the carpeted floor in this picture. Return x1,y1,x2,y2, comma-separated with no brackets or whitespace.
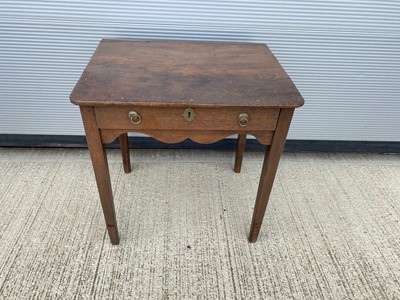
0,148,399,299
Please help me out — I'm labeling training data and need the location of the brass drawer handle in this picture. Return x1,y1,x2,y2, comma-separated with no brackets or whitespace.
238,113,249,127
128,111,142,124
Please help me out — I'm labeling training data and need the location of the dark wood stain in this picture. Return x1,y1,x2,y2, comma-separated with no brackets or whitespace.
94,106,279,131
234,134,247,173
70,40,304,108
71,40,304,244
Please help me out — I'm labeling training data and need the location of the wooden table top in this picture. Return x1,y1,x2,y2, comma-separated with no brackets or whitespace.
70,39,303,108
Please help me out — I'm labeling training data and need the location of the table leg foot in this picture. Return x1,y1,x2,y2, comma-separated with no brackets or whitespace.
107,224,120,245
248,223,261,243
234,134,246,173
119,133,131,173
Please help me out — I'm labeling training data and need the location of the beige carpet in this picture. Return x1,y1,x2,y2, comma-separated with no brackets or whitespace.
0,148,399,299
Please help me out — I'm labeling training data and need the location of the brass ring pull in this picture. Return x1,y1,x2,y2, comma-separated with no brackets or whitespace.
238,113,249,127
128,111,142,124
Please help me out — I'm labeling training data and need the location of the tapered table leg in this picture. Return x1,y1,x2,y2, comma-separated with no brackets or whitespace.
80,106,120,245
248,109,294,243
119,133,131,173
234,134,247,173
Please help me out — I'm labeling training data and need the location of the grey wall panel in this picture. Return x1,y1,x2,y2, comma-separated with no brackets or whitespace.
0,1,399,141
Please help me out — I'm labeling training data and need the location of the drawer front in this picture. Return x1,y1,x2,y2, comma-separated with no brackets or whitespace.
95,106,279,131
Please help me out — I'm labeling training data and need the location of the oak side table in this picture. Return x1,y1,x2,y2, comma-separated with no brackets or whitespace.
70,39,304,245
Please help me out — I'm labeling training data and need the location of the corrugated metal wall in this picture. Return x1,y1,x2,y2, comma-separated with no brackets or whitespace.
1,1,399,141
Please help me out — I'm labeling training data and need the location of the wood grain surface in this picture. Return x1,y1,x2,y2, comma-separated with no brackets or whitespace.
99,129,274,145
94,106,279,131
249,108,294,242
70,40,304,108
80,106,120,245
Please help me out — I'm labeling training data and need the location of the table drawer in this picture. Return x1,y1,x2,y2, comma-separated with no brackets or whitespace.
95,106,279,131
